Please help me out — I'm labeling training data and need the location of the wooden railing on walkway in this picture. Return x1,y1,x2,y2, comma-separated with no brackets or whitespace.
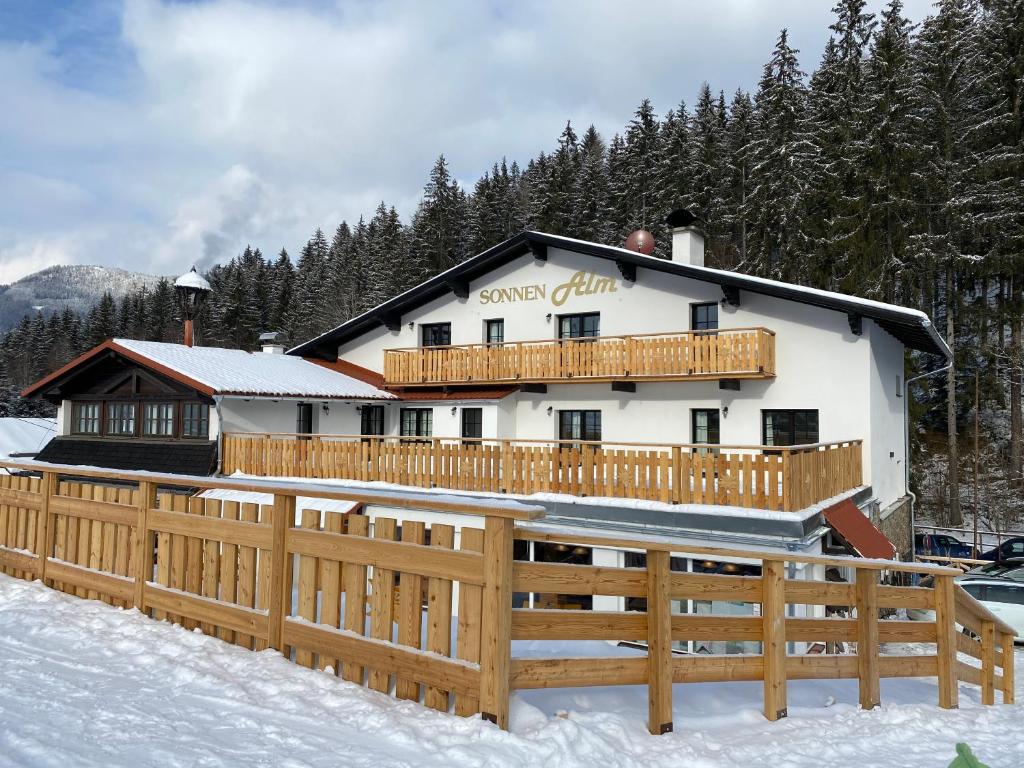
223,434,863,513
0,461,1013,736
383,328,776,386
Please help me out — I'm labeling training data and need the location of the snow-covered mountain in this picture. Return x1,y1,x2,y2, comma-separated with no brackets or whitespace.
0,265,164,329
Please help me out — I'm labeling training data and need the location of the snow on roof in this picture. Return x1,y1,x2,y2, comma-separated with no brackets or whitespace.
112,339,396,399
173,268,211,291
196,488,360,519
0,417,57,458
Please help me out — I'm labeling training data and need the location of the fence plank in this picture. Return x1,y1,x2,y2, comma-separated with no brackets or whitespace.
395,520,426,701
218,500,239,643
980,620,996,706
341,514,369,683
133,481,156,613
267,494,294,653
295,508,321,668
855,569,880,710
455,527,484,716
317,511,344,672
368,517,398,693
479,516,513,728
424,523,455,712
934,575,959,709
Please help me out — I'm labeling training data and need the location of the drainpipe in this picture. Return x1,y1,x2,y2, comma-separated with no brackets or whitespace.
905,357,953,567
214,395,225,476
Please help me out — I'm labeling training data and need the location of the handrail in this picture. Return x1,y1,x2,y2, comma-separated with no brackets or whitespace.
0,459,545,521
383,326,777,353
223,432,862,455
954,583,1017,636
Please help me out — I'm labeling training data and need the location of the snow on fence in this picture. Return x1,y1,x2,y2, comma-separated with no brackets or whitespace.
0,461,1015,736
223,434,863,513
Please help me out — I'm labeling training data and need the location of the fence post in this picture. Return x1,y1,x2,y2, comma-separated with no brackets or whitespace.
980,620,996,706
479,515,513,729
933,574,959,709
133,480,157,612
1001,631,1015,704
268,493,295,653
646,549,673,734
34,471,56,585
762,559,787,720
855,569,880,710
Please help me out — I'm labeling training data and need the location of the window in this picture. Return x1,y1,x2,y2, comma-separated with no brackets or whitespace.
691,302,719,331
691,409,721,445
762,410,819,447
558,313,600,340
485,318,504,346
72,402,100,435
985,584,1024,606
461,408,483,443
105,403,136,436
296,402,314,438
559,410,601,443
400,408,432,441
421,323,451,347
360,405,385,437
181,403,209,438
143,403,175,437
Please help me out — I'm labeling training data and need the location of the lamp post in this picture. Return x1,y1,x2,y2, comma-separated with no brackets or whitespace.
174,266,211,348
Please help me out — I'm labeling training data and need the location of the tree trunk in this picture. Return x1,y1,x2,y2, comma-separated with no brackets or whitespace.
946,263,962,526
1011,273,1022,487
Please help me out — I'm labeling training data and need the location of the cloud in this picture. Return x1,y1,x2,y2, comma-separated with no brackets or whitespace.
0,0,938,281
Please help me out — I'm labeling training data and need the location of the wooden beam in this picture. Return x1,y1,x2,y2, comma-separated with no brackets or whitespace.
382,312,401,332
610,381,636,393
646,549,673,735
35,472,56,585
267,494,294,653
934,575,959,709
980,620,996,706
855,569,880,710
447,278,470,300
530,242,547,261
616,259,637,282
520,383,547,394
479,516,513,729
848,313,863,336
133,481,157,612
722,285,740,307
1001,632,1015,704
761,559,787,720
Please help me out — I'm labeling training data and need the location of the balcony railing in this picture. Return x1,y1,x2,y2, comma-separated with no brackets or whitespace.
382,328,776,386
221,433,862,513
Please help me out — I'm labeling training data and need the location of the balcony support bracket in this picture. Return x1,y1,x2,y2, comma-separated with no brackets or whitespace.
616,260,637,282
722,285,741,307
719,379,741,392
382,312,402,332
611,381,636,393
448,278,470,300
521,383,547,394
531,242,548,261
848,313,863,336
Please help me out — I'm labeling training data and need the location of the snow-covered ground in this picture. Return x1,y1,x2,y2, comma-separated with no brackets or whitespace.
0,574,1019,768
0,417,56,459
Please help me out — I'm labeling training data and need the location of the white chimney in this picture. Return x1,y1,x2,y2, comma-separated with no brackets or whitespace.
666,209,705,267
259,331,286,355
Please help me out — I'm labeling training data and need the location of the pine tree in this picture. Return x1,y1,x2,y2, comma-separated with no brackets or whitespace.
724,89,756,268
289,228,330,342
409,155,469,279
572,126,610,243
688,84,731,261
622,99,662,238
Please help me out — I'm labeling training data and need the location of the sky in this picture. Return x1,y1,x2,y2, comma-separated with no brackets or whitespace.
0,0,937,285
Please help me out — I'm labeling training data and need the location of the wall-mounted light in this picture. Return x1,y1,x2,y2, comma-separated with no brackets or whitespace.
723,405,729,418
322,403,330,415
450,406,457,416
408,321,414,330
354,405,363,413
545,313,552,322
546,406,553,416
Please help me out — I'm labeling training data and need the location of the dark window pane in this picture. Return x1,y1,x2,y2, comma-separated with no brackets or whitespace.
691,302,719,331
461,408,483,440
182,403,209,438
485,319,504,345
558,313,600,339
558,410,601,442
421,323,451,347
73,403,100,435
400,408,432,440
763,410,818,447
296,403,313,435
360,405,385,436
692,409,720,444
143,403,175,436
105,403,136,436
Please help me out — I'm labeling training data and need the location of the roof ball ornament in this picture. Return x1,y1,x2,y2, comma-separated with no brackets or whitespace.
624,229,656,255
174,266,211,348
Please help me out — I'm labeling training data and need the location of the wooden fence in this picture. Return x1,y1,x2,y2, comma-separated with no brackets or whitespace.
223,434,863,513
383,327,776,385
0,461,1014,736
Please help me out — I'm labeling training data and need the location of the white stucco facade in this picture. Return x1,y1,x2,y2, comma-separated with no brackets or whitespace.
332,244,910,512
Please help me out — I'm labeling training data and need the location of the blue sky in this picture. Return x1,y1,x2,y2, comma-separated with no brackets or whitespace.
0,0,936,284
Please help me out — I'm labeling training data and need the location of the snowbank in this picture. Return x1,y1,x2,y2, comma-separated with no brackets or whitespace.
0,575,1019,767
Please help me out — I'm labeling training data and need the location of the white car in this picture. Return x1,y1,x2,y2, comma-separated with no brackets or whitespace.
907,560,1024,642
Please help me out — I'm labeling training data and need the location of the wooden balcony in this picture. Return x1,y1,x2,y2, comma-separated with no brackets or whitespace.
222,434,862,513
382,328,776,387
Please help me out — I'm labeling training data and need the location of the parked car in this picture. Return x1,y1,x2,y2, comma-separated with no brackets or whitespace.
977,536,1024,562
914,532,974,560
908,561,1024,642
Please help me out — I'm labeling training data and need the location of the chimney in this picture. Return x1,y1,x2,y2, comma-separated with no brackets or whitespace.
174,266,211,348
666,209,705,267
259,331,286,354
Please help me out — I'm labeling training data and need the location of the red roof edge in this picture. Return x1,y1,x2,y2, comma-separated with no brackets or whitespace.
823,498,896,560
304,357,386,388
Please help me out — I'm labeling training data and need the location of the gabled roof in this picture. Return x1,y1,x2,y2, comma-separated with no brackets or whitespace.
22,339,396,401
289,231,951,359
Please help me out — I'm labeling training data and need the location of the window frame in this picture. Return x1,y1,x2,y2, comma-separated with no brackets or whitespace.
180,402,210,439
360,404,385,438
484,318,504,346
461,407,483,444
690,302,719,332
71,402,101,435
558,409,602,444
400,408,433,442
691,408,721,445
420,322,452,348
762,409,820,447
142,402,176,438
104,402,137,437
557,312,600,340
